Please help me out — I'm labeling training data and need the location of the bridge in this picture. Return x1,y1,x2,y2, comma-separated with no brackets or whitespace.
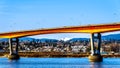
0,23,120,62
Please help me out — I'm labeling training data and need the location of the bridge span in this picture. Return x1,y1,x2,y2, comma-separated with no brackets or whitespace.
0,23,120,62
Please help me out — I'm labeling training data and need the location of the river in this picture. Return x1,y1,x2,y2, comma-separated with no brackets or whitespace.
0,57,120,68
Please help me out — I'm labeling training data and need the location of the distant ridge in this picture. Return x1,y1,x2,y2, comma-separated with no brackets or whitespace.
68,38,89,41
0,38,8,42
17,37,58,42
69,34,120,41
0,34,120,42
102,34,120,41
0,37,58,42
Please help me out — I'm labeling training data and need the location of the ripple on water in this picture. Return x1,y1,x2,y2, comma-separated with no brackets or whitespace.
0,57,120,68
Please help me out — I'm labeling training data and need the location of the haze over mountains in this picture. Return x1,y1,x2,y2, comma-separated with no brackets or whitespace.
0,34,120,42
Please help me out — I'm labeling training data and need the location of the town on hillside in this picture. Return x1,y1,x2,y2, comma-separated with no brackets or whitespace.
0,35,120,55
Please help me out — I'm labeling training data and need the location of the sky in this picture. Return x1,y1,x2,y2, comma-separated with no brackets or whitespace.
0,0,120,40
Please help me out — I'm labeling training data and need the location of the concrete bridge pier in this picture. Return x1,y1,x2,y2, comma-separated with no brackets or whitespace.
88,33,103,62
8,38,20,60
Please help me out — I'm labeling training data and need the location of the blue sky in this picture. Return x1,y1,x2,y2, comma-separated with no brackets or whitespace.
0,0,120,39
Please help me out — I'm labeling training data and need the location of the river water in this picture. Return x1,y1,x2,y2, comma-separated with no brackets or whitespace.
0,57,120,68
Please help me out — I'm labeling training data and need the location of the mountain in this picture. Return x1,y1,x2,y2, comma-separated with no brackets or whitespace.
68,34,120,41
0,37,35,42
68,38,89,41
0,37,58,42
102,34,120,41
19,37,35,41
19,37,58,42
0,34,120,42
37,38,58,42
0,38,8,42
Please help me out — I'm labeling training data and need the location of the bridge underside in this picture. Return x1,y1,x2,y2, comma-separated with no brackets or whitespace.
0,23,119,38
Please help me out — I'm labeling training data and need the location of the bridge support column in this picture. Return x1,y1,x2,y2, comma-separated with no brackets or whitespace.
8,38,20,60
88,33,103,62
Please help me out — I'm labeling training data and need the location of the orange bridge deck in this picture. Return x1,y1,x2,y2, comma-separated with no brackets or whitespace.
0,23,120,38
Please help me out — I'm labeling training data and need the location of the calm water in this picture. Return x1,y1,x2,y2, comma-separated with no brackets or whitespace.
0,57,120,68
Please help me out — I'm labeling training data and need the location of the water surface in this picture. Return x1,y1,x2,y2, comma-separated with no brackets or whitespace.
0,57,120,68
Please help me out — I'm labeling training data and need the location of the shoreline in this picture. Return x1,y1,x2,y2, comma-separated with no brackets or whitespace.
0,52,119,58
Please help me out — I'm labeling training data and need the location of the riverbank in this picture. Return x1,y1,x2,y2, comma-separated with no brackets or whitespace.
0,52,120,58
